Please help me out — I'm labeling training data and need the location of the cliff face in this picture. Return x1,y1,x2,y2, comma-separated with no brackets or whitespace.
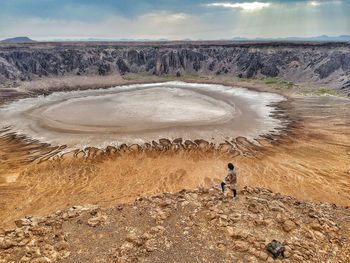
0,42,349,94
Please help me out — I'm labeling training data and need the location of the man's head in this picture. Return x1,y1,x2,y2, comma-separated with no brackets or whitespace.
228,163,234,170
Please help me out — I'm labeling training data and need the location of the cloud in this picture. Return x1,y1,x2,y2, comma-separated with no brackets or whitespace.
308,0,342,7
140,12,188,23
309,1,321,6
207,2,271,11
0,11,199,40
0,1,349,40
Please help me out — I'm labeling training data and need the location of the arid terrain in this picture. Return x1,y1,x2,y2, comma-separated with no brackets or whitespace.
1,187,350,262
0,42,350,262
0,41,349,95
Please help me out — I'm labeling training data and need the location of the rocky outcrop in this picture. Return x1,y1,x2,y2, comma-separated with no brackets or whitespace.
0,42,349,94
1,187,349,262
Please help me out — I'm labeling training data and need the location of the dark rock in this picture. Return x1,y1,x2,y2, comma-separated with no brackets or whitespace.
116,58,130,74
98,63,111,75
0,43,349,93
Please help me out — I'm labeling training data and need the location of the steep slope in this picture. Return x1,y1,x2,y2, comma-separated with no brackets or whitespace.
0,42,349,95
1,187,349,263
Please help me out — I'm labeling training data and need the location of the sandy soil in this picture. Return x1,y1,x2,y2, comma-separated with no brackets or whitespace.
0,74,349,228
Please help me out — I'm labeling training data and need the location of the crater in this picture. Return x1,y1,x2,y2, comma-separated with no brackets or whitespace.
0,81,285,149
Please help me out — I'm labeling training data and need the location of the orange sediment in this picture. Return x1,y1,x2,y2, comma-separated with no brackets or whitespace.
0,91,349,228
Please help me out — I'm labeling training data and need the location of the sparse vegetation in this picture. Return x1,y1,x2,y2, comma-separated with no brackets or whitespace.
122,72,211,82
264,78,296,89
316,87,338,96
122,74,342,97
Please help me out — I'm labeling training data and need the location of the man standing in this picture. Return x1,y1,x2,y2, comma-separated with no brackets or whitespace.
221,163,237,199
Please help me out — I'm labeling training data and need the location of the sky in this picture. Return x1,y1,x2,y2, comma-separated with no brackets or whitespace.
0,0,349,40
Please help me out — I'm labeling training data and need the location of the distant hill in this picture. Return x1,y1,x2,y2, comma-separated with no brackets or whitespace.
51,35,350,43
56,35,350,43
285,35,350,42
0,37,35,43
50,37,170,42
231,35,350,42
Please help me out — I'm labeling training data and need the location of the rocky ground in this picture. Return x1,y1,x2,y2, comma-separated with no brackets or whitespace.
0,42,349,95
1,186,349,263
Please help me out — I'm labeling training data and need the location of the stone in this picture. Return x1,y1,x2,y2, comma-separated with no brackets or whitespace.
128,144,141,151
233,241,249,252
19,255,32,262
159,199,172,208
282,219,297,232
30,257,52,263
217,242,226,251
56,241,69,251
156,226,165,233
60,251,71,259
309,222,323,231
14,218,32,228
0,237,16,249
218,143,233,153
159,139,171,147
66,210,79,218
87,214,107,227
283,249,291,258
248,203,260,214
25,246,41,257
126,233,139,243
144,240,157,252
30,226,46,236
228,228,249,240
257,251,269,260
149,226,164,235
141,233,152,241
